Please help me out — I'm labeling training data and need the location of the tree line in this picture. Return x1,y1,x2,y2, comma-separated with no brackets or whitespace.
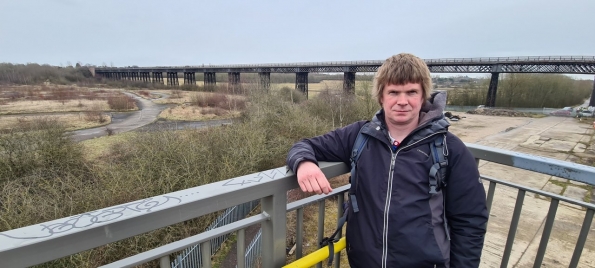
0,63,94,85
447,74,593,108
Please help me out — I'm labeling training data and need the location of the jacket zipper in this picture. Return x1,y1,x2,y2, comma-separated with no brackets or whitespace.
381,131,446,268
382,148,396,268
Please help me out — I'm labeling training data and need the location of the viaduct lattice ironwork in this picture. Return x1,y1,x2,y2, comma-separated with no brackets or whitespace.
94,56,595,107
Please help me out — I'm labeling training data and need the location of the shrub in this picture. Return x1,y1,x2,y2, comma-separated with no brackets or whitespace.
107,94,135,110
190,93,228,109
138,90,150,97
276,86,307,103
84,106,106,123
171,90,183,98
0,118,88,183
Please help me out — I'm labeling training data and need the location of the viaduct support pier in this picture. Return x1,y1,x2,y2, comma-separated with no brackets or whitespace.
184,72,196,86
204,72,217,89
343,72,356,94
228,72,241,93
486,72,500,107
167,72,179,86
152,72,163,84
259,72,270,91
295,72,308,97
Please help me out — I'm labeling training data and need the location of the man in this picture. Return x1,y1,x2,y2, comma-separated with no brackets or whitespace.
286,53,487,267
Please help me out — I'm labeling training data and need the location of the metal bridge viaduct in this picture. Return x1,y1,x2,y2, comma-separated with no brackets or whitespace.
94,56,595,107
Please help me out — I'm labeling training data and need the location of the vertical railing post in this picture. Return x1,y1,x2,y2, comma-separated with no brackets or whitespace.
261,189,287,268
334,192,345,268
159,255,171,268
237,229,246,268
317,200,326,268
533,199,559,268
201,241,211,268
569,209,594,268
486,181,497,215
296,208,304,259
500,189,525,268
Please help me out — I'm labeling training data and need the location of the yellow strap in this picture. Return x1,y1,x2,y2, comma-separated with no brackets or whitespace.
282,237,347,268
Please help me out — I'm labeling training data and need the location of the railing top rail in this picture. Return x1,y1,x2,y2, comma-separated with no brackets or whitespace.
466,143,595,186
94,56,595,70
481,175,595,210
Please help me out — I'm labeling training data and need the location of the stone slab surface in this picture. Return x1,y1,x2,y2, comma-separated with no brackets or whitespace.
563,186,589,202
542,182,564,195
540,139,578,152
451,116,595,268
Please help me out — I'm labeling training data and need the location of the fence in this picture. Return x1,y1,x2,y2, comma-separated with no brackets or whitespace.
243,229,262,268
170,200,260,268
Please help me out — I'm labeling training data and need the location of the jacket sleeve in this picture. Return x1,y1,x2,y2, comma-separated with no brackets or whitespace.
286,121,365,174
444,133,488,267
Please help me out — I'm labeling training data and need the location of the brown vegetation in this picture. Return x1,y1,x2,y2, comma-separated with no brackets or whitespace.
0,85,136,114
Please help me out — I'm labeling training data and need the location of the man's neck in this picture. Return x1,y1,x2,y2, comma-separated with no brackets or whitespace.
386,120,418,143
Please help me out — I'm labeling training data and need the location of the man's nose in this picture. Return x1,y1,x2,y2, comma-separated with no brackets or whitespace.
396,94,408,104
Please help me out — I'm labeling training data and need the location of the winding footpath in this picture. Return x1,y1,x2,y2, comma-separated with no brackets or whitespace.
70,92,169,142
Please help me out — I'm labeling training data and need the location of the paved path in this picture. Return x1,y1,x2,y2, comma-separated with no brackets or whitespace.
70,92,169,142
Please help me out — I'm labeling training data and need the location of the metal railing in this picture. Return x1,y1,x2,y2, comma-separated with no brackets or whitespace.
170,200,260,268
1,144,594,267
242,228,262,268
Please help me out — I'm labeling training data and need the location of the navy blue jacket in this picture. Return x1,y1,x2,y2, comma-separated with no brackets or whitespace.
287,92,487,267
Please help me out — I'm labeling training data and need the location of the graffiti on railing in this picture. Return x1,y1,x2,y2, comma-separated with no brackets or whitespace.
0,196,181,240
222,168,286,187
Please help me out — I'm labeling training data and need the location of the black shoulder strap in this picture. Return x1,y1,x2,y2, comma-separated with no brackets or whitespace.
320,122,369,267
429,133,451,241
428,134,448,194
348,122,369,213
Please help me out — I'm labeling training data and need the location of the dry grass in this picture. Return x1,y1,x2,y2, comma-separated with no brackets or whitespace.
158,105,241,121
153,91,246,105
0,114,110,132
0,85,138,114
80,131,138,161
272,80,371,98
0,99,110,114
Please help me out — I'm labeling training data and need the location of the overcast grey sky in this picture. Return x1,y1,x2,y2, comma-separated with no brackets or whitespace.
1,0,594,68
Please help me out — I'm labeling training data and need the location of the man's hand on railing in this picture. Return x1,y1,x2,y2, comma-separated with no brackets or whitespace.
296,161,333,195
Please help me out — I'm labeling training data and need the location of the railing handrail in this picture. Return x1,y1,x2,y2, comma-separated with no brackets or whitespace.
466,143,595,185
1,144,594,267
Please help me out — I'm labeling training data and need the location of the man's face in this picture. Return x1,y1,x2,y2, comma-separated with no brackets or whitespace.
381,83,424,127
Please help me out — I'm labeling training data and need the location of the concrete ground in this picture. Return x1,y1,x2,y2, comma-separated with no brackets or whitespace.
446,112,595,268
